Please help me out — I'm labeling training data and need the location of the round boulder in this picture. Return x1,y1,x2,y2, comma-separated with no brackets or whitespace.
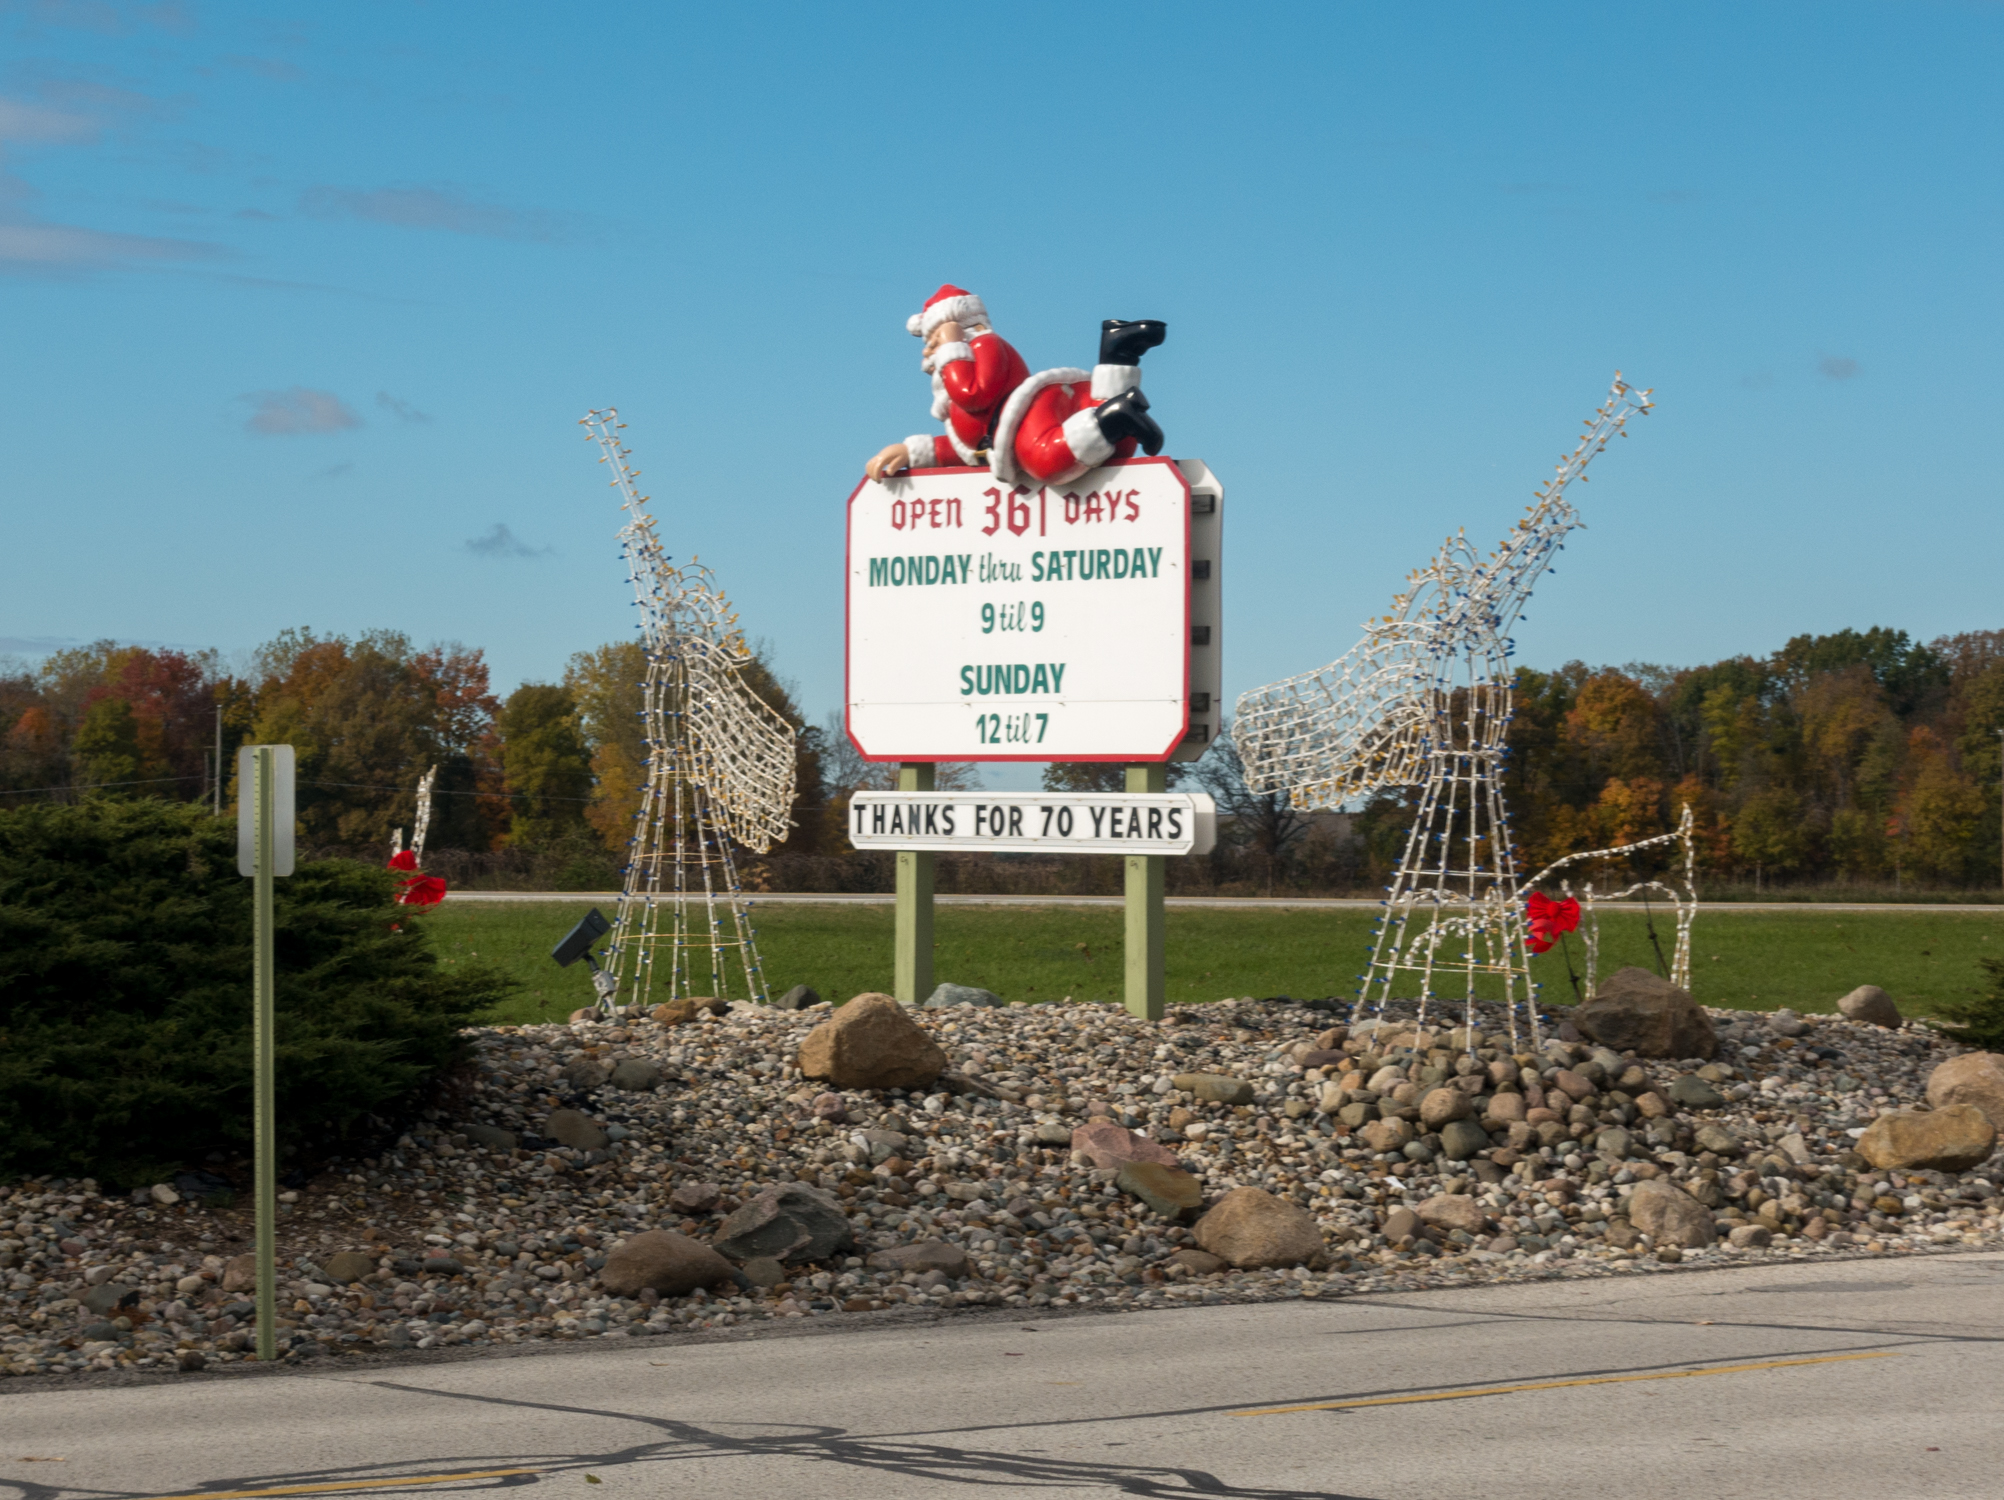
1626,1178,1717,1248
1857,1104,1996,1173
1193,1186,1324,1269
599,1231,740,1297
1925,1052,2004,1132
796,993,947,1091
1838,985,1902,1028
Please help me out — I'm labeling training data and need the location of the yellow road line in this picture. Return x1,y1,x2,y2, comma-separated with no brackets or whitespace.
1232,1351,1898,1416
137,1467,542,1499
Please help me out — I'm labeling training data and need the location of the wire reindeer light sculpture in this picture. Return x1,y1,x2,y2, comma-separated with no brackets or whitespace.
1524,804,1699,999
580,409,797,1014
1234,374,1653,1049
389,764,437,867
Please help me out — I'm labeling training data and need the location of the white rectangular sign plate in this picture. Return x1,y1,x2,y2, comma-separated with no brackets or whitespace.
845,457,1191,762
236,744,296,877
848,791,1215,856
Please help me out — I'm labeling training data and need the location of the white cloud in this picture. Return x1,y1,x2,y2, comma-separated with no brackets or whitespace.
240,387,362,435
300,183,560,241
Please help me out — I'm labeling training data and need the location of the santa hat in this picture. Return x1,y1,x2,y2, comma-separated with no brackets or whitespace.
906,284,987,338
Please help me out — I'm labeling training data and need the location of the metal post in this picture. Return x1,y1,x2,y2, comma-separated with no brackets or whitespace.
251,746,277,1362
1125,764,1167,1019
894,762,935,1005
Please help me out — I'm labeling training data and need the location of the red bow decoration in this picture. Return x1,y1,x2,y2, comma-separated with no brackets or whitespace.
387,848,447,906
396,874,448,907
1524,890,1580,954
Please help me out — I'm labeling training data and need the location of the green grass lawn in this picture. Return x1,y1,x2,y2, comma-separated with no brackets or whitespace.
419,899,2004,1028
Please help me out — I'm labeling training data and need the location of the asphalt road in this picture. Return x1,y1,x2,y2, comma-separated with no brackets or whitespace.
5,1251,2000,1500
446,890,2004,913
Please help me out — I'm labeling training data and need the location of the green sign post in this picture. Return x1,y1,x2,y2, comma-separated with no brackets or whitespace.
237,744,294,1363
893,762,936,1004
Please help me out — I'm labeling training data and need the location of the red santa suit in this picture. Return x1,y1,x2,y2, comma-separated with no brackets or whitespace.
899,285,1144,485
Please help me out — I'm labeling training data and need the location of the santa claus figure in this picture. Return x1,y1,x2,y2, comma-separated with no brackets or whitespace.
865,285,1167,486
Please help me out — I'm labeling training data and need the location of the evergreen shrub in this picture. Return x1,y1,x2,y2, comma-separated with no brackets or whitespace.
0,799,515,1186
1931,957,2004,1051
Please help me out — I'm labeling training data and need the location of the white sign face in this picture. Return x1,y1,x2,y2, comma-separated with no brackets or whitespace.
846,458,1190,762
848,791,1216,856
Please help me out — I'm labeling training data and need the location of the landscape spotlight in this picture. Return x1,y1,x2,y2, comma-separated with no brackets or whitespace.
551,908,619,1017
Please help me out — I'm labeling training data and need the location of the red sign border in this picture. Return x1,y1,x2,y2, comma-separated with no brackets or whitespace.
844,456,1192,764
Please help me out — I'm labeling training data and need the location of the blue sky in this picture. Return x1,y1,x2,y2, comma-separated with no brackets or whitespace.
2,1,1999,788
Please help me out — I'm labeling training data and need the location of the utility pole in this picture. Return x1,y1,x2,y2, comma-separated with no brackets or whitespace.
214,704,224,816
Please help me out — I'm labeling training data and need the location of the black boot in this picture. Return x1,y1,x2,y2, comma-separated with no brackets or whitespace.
1094,389,1165,456
1099,318,1167,366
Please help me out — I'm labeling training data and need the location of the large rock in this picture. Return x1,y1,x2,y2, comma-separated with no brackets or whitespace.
773,984,822,1011
711,1183,855,1264
1927,1053,2004,1132
1857,1105,1996,1172
1419,1087,1472,1128
1071,1120,1178,1170
599,1231,740,1296
1416,1194,1486,1234
1173,1073,1255,1105
609,1057,663,1092
561,1057,612,1091
924,983,1002,1008
1116,1161,1204,1216
221,1254,257,1293
795,993,947,1091
867,1240,973,1276
1381,1206,1421,1242
461,1123,519,1152
1839,985,1902,1028
1360,1117,1415,1154
80,1282,137,1315
1627,1178,1716,1248
1573,967,1717,1059
322,1251,377,1284
1668,1074,1725,1109
1438,1120,1491,1161
1193,1187,1324,1269
544,1109,609,1151
669,1181,722,1213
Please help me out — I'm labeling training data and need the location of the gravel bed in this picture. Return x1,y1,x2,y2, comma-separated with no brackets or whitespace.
5,995,2001,1379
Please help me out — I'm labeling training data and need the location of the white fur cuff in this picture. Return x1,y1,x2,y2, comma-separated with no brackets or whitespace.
919,293,986,337
902,435,937,469
1091,363,1143,399
1061,407,1115,470
931,340,973,369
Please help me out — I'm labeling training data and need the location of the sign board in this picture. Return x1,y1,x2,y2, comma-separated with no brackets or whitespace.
236,744,296,877
846,457,1193,762
848,790,1216,856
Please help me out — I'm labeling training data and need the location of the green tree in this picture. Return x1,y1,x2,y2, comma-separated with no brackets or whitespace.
0,798,512,1184
72,696,142,790
1732,787,1806,889
495,684,593,850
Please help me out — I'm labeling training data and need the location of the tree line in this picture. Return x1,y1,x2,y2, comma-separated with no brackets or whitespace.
4,623,2000,893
